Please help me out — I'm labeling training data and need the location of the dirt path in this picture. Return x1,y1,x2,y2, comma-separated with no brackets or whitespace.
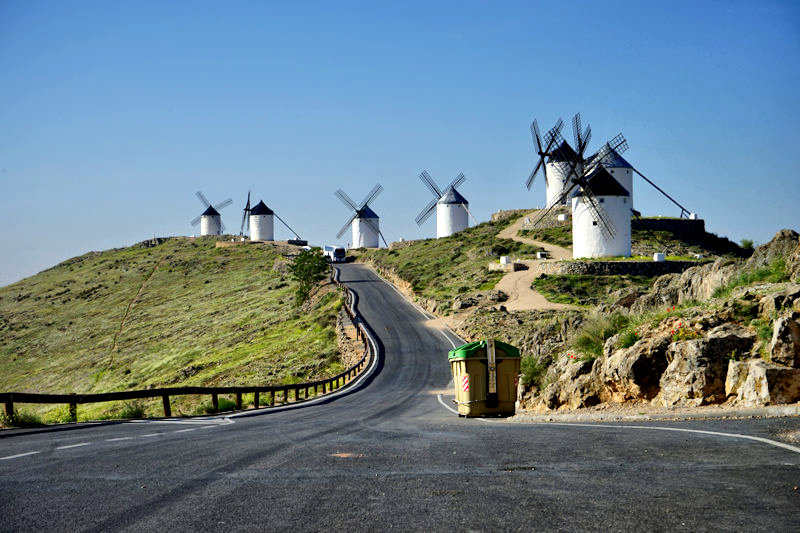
495,212,576,312
497,211,572,260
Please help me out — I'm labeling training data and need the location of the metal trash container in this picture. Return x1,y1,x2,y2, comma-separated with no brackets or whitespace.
448,339,521,417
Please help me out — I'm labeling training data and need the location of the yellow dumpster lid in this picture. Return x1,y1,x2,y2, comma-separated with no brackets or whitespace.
448,340,520,359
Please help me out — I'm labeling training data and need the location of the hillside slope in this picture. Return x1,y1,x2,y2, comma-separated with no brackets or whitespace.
0,237,344,420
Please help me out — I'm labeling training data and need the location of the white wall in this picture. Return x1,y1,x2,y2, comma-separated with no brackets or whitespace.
608,166,634,208
436,202,468,238
200,215,222,236
250,214,274,241
352,217,379,248
545,161,579,207
571,195,631,258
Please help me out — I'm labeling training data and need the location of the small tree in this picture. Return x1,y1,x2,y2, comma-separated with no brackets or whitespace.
740,238,754,250
288,248,329,305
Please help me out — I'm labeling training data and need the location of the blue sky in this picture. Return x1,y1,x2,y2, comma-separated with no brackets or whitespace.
1,0,798,286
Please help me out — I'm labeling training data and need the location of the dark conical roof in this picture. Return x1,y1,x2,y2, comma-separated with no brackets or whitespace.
584,166,630,197
549,140,578,163
202,205,220,216
357,205,379,219
438,186,468,205
601,148,633,169
250,200,273,215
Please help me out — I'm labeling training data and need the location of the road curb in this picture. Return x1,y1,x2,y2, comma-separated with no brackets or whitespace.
509,404,800,423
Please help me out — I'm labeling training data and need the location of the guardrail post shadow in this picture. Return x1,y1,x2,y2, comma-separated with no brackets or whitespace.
235,392,243,410
253,391,260,409
211,393,219,412
162,395,171,417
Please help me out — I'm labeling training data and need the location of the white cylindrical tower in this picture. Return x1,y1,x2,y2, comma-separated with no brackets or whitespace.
351,206,380,248
436,187,469,238
200,206,222,236
571,167,632,259
545,141,580,207
249,200,274,241
603,149,634,208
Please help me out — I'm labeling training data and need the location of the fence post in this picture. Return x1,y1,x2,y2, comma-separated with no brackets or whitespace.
235,392,243,410
253,391,260,409
68,393,77,422
4,400,13,421
162,395,171,417
212,393,219,412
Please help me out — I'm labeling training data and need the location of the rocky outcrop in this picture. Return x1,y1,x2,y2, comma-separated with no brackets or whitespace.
655,325,756,407
770,316,800,367
598,334,671,402
745,229,799,270
726,360,800,406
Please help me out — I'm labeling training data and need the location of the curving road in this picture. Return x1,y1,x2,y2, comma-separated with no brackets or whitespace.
1,263,799,531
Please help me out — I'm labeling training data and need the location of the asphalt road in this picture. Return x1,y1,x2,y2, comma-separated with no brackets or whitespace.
1,263,799,531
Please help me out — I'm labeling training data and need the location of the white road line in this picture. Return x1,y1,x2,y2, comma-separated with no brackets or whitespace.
56,442,90,450
0,451,41,461
437,394,459,415
173,428,197,433
200,425,217,429
439,331,457,349
105,437,133,442
140,433,161,437
543,422,800,455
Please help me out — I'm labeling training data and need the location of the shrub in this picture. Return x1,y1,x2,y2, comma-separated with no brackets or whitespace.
618,329,640,349
520,356,549,388
119,401,146,419
288,248,329,305
572,312,630,359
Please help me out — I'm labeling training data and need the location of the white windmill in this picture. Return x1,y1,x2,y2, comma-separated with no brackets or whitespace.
239,190,303,243
191,191,232,236
415,171,475,238
335,184,386,249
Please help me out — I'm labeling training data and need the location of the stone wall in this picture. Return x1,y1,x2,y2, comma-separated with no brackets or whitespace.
631,218,706,235
531,260,706,277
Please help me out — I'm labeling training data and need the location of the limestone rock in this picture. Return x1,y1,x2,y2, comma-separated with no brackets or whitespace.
656,324,756,407
759,284,800,316
745,229,799,271
770,317,800,367
599,334,671,402
451,296,478,310
726,359,800,406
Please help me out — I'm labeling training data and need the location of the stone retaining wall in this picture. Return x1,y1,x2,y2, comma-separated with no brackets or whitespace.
532,260,706,277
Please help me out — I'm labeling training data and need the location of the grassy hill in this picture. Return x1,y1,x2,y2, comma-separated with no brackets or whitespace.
0,237,343,421
358,212,541,311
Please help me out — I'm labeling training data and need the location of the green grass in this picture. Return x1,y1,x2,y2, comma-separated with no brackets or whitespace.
571,312,631,359
360,215,540,307
0,237,344,419
520,356,549,388
519,226,572,247
712,258,789,298
533,274,655,306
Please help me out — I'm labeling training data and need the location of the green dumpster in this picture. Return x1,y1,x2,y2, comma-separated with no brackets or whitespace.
448,339,521,417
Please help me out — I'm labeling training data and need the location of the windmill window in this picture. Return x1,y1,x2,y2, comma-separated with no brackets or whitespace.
593,221,598,226
599,198,605,203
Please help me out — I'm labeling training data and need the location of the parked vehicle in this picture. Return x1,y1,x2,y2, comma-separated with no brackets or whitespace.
323,245,347,263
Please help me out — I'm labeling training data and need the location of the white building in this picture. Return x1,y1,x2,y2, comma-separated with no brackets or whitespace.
602,149,634,208
352,206,380,248
545,141,580,207
200,206,222,236
571,167,632,259
436,187,469,238
249,200,274,241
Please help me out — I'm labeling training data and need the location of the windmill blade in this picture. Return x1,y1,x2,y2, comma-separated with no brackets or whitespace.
335,189,359,212
362,217,388,247
359,183,383,209
525,158,544,190
529,179,583,229
582,187,616,240
274,212,302,240
414,198,438,226
572,113,582,151
460,203,479,225
196,191,211,208
190,215,202,227
586,133,629,173
240,211,247,235
447,172,466,191
239,191,251,236
579,125,592,157
220,220,226,234
419,170,443,199
214,198,233,211
544,118,564,148
531,119,544,155
336,213,358,239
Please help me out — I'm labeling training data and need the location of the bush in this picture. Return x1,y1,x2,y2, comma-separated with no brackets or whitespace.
119,401,146,419
713,258,789,298
288,249,329,304
521,356,549,388
618,329,640,349
573,312,630,359
1,410,44,428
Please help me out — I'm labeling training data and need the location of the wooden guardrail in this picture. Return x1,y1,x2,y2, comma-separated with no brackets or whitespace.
1,267,372,422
